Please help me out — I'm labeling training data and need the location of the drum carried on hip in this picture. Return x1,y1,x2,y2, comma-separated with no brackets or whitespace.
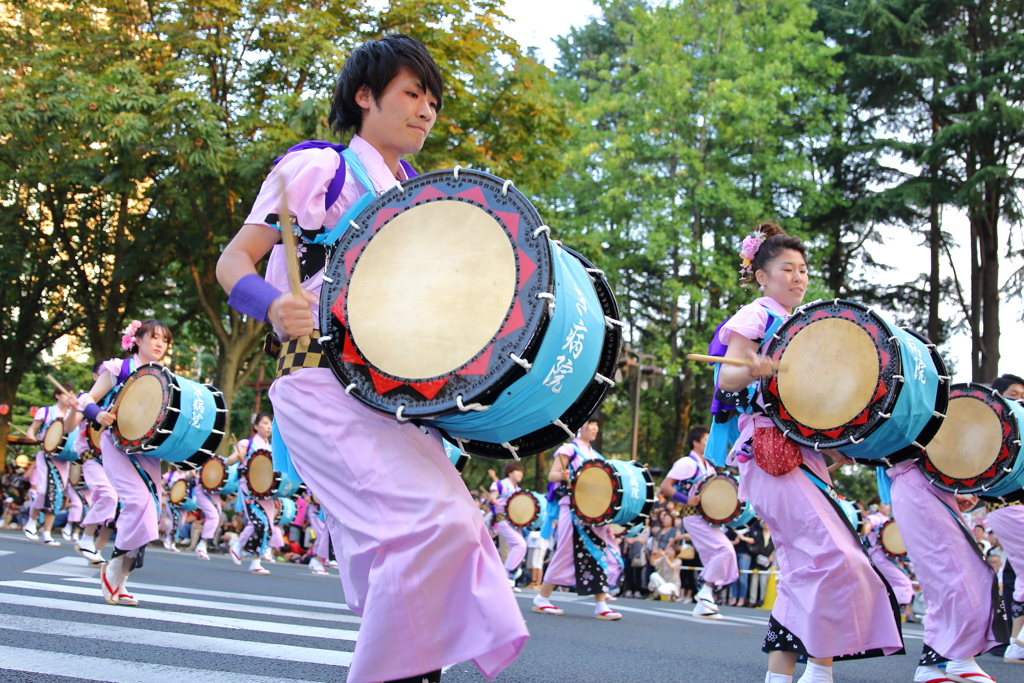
837,497,863,532
697,475,750,527
877,518,907,561
570,459,655,532
41,418,79,462
199,457,239,495
919,383,1024,496
505,490,547,531
168,479,198,511
318,169,622,459
607,522,645,538
761,300,949,463
111,364,227,470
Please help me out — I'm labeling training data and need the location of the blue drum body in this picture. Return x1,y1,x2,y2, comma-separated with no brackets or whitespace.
571,459,655,532
220,463,240,495
270,419,304,498
443,439,469,473
761,301,949,463
278,497,297,526
837,498,862,531
726,501,757,529
112,364,227,471
168,479,198,512
55,431,79,462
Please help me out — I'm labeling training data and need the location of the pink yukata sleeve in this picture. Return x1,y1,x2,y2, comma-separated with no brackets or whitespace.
719,301,769,346
666,458,698,482
244,148,341,232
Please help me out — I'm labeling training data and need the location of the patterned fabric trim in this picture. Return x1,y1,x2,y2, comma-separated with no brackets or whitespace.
275,330,329,378
919,644,948,666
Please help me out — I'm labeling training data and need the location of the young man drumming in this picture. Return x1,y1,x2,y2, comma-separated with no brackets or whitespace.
217,35,527,683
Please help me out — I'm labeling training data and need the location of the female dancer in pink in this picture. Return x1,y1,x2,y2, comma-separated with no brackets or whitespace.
74,361,118,565
24,384,77,546
716,223,903,683
531,414,623,620
80,319,172,606
660,425,738,619
229,412,281,573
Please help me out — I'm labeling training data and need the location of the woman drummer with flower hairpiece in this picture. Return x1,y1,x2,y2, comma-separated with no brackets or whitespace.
79,318,173,607
714,222,903,683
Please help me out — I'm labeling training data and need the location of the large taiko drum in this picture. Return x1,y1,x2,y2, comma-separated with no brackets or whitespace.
878,518,907,561
919,383,1024,496
697,476,747,526
319,169,622,459
761,300,949,463
570,459,655,532
505,490,547,531
41,418,79,462
111,364,227,470
168,478,197,511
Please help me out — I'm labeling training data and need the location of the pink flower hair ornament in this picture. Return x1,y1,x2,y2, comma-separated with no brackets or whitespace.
739,230,768,281
121,320,142,351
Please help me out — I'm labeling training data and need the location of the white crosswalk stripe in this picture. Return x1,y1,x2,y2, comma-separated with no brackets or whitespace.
0,564,358,682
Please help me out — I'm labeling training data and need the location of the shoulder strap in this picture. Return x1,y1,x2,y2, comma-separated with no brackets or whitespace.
273,140,349,213
399,159,418,179
116,358,133,386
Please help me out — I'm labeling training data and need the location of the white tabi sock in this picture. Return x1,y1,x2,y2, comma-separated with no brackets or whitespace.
533,595,553,608
594,601,608,614
78,534,96,552
765,673,793,683
25,517,37,535
696,584,714,602
796,662,833,683
196,539,207,553
248,559,263,572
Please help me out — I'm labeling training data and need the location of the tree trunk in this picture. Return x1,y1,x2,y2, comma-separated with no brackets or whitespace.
977,183,1001,381
927,172,941,345
211,319,265,452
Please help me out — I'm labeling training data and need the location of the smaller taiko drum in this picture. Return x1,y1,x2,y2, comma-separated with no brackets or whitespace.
878,518,907,561
505,490,547,531
42,418,79,462
920,382,1024,496
168,478,197,512
199,457,240,495
112,364,227,470
570,459,654,532
242,450,276,498
277,497,297,526
697,476,746,526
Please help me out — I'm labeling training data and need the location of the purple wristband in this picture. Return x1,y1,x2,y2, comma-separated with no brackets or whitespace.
82,403,102,423
672,490,689,505
227,273,281,323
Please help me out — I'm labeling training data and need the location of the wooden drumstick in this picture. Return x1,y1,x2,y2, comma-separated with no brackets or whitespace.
46,374,76,399
9,423,32,438
685,353,752,367
277,175,310,354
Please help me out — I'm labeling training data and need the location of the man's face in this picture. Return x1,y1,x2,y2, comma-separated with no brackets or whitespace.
357,66,438,159
1002,383,1024,400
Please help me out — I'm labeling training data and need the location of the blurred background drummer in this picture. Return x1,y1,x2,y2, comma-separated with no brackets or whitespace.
79,319,172,606
660,425,737,620
987,373,1024,664
23,381,77,546
489,462,526,592
229,412,277,574
532,415,623,621
861,498,915,623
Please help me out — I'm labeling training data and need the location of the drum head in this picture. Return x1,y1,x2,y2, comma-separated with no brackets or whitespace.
247,451,275,495
926,395,1002,479
506,491,539,527
880,520,906,556
117,373,165,441
700,478,739,522
347,201,517,380
200,458,226,490
574,465,614,520
42,420,65,452
169,479,188,504
778,318,879,430
69,462,82,487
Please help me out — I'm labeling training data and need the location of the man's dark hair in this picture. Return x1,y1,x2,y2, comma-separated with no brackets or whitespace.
685,425,709,450
991,373,1024,395
328,34,444,137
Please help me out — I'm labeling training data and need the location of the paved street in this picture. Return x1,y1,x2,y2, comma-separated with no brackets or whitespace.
0,530,1016,682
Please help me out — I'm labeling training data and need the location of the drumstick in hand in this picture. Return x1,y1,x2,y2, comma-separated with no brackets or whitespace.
46,374,76,399
686,353,753,367
277,175,310,354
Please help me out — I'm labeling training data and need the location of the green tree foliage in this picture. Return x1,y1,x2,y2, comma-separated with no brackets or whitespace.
548,0,840,469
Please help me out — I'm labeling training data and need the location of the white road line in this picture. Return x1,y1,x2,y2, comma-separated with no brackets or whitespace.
64,576,352,611
0,593,358,641
2,581,360,624
24,555,97,578
0,644,323,683
0,613,353,667
0,550,15,557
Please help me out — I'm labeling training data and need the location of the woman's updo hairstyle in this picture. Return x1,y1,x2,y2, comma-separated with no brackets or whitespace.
745,221,807,283
128,319,172,354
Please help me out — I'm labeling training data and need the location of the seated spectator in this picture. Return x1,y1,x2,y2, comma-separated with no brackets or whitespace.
648,545,683,600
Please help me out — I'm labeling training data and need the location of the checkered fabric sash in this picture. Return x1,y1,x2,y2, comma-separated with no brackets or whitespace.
677,505,700,518
984,496,1023,512
270,330,330,378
